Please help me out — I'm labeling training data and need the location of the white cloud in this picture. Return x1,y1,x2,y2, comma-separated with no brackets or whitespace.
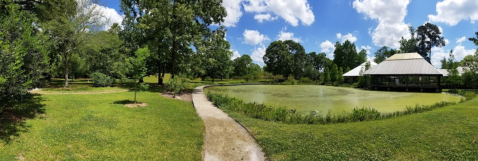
431,45,476,68
231,50,241,60
251,45,267,63
336,33,357,43
428,0,478,26
254,13,278,22
243,29,270,45
222,0,244,27
444,39,450,45
243,0,315,26
353,0,411,48
92,4,123,30
277,30,301,42
456,36,466,44
360,45,372,54
320,40,335,59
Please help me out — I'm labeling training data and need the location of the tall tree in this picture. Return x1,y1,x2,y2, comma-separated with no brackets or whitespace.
374,46,397,63
198,26,233,82
333,40,360,70
309,52,329,73
43,0,105,87
399,26,417,53
416,23,446,62
264,40,307,78
330,64,338,82
233,55,253,78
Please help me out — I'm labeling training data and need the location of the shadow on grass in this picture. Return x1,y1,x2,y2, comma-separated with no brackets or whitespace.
113,100,135,104
0,94,45,144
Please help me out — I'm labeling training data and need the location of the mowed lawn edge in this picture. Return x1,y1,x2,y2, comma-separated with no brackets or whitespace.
225,97,478,160
0,90,204,160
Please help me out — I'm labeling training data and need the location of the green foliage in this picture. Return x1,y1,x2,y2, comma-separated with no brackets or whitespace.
416,23,446,62
323,67,331,83
90,72,115,87
127,47,151,103
338,67,344,83
303,65,319,80
283,76,297,85
330,64,338,82
0,1,48,111
264,40,307,78
82,31,126,78
374,46,397,63
333,40,362,70
399,26,418,53
165,76,187,97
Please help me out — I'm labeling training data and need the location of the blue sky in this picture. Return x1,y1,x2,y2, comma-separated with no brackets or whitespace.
101,0,478,68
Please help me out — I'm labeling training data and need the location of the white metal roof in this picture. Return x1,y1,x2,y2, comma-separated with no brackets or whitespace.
343,61,378,77
363,53,442,75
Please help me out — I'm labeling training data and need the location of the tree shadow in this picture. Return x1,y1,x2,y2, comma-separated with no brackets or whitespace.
0,94,45,144
113,100,135,104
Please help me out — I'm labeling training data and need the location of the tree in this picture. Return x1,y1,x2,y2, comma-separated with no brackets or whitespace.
374,46,397,63
264,40,307,78
244,64,262,82
333,40,361,70
441,50,459,69
323,67,331,83
304,65,319,80
399,26,417,53
309,52,330,73
197,26,233,83
83,30,127,78
233,55,253,78
338,67,344,83
126,47,150,104
416,23,446,62
43,0,105,88
330,64,338,82
1,1,48,110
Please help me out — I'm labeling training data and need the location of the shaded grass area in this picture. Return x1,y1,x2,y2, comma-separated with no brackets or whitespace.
226,98,478,160
0,90,204,160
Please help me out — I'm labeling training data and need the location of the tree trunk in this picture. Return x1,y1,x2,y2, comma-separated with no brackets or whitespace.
134,83,137,104
64,69,69,88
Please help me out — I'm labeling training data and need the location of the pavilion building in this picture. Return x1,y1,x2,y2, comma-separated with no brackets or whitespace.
363,53,443,92
343,61,377,83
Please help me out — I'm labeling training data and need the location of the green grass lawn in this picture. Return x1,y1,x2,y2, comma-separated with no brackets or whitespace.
226,98,478,160
0,89,204,160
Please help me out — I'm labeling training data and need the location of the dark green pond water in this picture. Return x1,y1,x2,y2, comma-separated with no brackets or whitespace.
205,85,462,115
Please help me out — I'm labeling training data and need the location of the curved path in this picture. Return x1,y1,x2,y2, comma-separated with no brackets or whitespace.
192,86,266,161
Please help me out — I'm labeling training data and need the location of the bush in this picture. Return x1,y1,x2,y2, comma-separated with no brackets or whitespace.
283,76,297,85
90,72,115,87
165,76,187,97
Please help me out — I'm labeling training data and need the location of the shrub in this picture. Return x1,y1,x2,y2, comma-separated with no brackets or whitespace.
165,76,187,97
90,72,115,87
206,92,458,125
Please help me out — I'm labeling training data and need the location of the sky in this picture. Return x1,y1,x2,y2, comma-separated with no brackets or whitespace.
99,0,478,68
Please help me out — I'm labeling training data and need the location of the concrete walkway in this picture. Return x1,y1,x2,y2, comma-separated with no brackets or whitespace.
192,86,266,161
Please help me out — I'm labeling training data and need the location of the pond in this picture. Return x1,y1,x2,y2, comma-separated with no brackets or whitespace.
205,85,462,115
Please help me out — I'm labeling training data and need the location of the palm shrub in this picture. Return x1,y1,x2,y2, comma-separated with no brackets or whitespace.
90,72,114,87
165,76,187,98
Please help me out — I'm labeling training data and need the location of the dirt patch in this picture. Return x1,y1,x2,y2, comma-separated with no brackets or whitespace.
160,92,192,102
124,103,148,108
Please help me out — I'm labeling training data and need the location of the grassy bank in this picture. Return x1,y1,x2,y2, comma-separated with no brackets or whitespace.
225,97,478,160
0,89,203,160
